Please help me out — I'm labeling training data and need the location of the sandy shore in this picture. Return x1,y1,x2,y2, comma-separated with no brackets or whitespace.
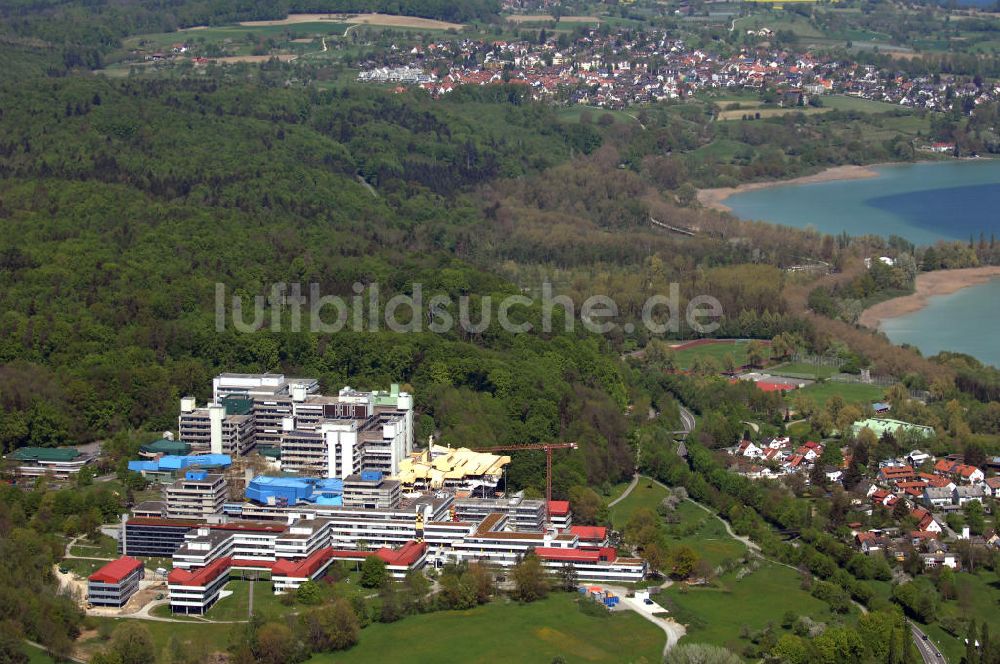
697,164,882,213
859,266,1000,329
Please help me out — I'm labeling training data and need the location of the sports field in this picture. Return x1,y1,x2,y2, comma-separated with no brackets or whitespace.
667,339,751,370
791,381,884,408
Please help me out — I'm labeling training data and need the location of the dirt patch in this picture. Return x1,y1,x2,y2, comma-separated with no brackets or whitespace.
697,164,882,213
290,37,314,43
859,266,1000,329
241,12,463,30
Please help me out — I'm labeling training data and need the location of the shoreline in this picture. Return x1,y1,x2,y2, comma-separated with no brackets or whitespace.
859,266,1000,329
696,164,884,213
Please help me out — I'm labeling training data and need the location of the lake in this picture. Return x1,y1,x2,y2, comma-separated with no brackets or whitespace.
724,160,1000,246
878,277,1000,367
724,160,1000,366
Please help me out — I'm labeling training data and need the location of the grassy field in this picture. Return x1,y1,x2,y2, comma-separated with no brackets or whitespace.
610,478,670,529
25,642,56,663
821,95,907,113
768,361,840,379
791,381,884,408
665,501,747,568
662,562,856,652
667,340,750,370
204,580,290,621
60,557,112,576
556,106,640,125
718,106,832,121
308,593,665,664
69,534,119,558
84,618,226,659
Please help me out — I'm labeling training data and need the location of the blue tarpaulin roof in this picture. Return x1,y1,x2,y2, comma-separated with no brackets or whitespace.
129,454,232,472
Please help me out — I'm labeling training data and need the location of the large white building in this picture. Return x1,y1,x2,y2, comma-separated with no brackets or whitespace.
178,374,414,479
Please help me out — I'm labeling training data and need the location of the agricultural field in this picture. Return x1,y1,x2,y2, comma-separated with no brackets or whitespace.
661,562,858,652
718,106,832,121
821,95,908,113
308,593,665,664
790,381,885,408
122,23,345,55
610,478,670,529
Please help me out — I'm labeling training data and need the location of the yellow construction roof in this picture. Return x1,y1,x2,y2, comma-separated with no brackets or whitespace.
394,445,510,489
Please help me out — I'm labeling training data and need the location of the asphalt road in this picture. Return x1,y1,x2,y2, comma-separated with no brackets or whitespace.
678,405,696,434
911,623,947,664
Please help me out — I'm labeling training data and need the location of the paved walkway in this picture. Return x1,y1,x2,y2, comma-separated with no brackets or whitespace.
600,583,685,656
608,475,639,508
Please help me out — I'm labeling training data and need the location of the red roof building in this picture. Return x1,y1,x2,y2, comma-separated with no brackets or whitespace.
89,557,144,584
569,525,608,543
548,501,570,516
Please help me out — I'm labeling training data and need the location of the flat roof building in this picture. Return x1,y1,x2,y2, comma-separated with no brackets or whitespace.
165,471,228,520
88,557,145,608
7,447,95,479
342,471,401,510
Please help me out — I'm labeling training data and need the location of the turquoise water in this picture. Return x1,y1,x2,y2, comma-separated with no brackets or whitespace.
879,277,1000,367
724,160,1000,246
724,160,1000,365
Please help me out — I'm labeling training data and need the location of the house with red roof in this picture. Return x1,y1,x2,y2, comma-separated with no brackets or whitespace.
870,489,897,508
88,557,145,608
878,465,915,484
953,464,985,484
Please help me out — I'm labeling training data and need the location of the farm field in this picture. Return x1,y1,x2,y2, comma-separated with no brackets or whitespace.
610,478,670,529
307,593,665,664
821,95,908,113
791,381,885,408
661,562,857,652
718,106,832,121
